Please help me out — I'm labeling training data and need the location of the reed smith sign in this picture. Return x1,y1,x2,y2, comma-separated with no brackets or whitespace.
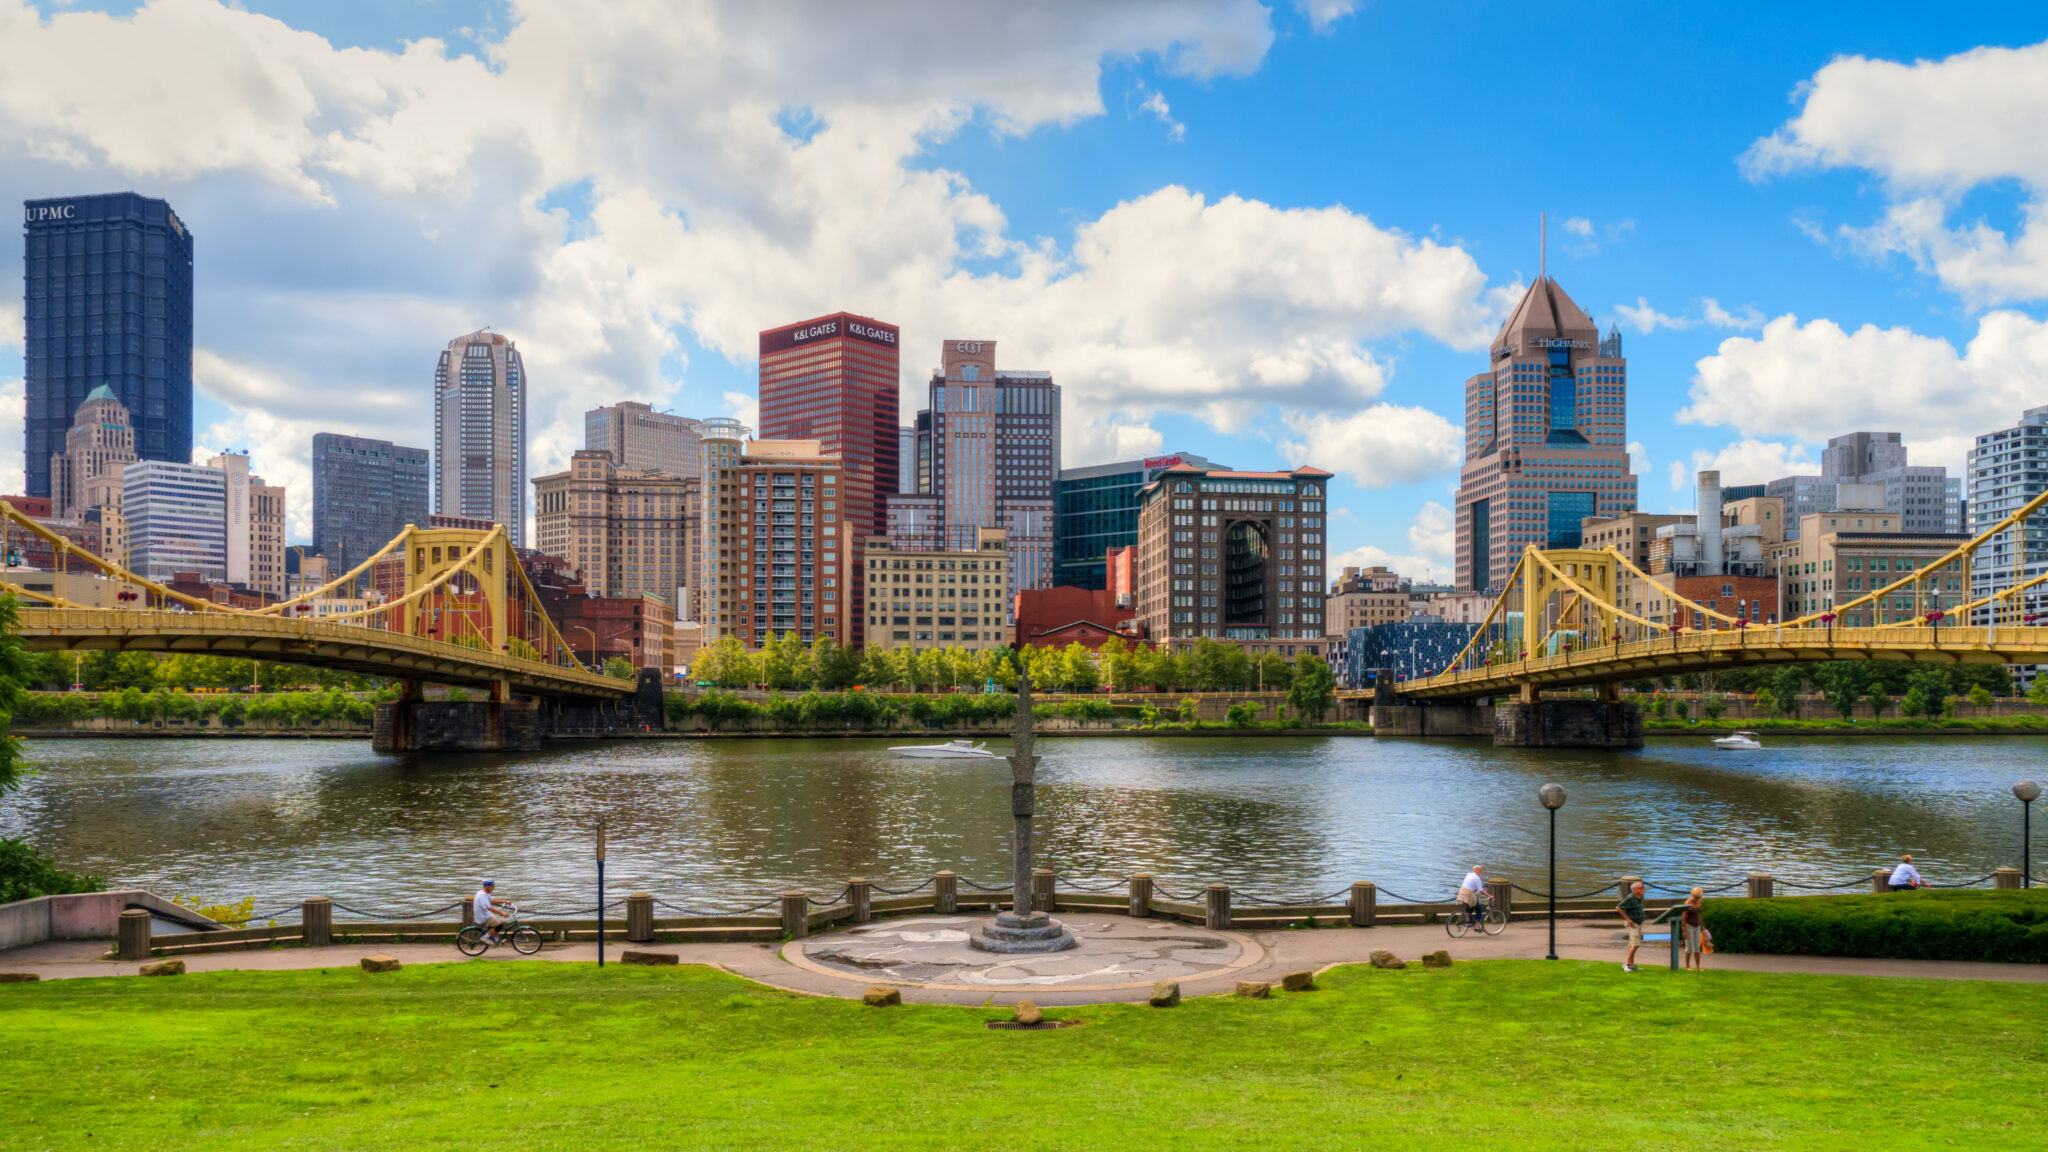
760,315,900,355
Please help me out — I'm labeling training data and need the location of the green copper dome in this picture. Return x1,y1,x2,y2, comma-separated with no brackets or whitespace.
83,384,118,403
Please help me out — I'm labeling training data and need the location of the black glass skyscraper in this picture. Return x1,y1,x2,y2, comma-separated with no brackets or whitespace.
22,192,194,498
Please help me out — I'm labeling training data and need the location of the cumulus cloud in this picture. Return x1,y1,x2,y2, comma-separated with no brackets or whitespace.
1680,312,2048,473
1700,298,1765,331
1669,439,1817,492
1295,1,1360,34
1615,297,1693,334
1745,38,2048,307
1558,215,1634,256
0,1,1513,522
1331,501,1454,582
1276,405,1462,488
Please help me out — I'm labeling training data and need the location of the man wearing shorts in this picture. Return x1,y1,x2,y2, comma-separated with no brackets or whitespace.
1617,880,1646,971
473,880,509,945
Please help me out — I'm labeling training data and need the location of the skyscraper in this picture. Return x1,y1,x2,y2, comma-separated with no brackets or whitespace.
694,417,749,634
123,460,226,584
311,433,430,575
433,330,527,546
1055,451,1226,589
713,439,849,647
50,384,136,520
534,449,697,602
1765,430,1962,538
205,450,285,597
1968,406,2048,629
22,193,194,498
1133,462,1330,657
758,312,900,644
906,339,1060,606
1454,273,1637,591
585,401,702,479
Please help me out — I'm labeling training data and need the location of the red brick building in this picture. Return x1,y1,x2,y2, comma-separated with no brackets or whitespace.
1014,585,1135,649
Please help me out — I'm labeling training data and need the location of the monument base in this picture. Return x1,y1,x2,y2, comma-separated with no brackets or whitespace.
968,910,1079,954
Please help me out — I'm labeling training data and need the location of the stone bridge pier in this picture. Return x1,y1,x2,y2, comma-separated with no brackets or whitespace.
372,680,541,754
1491,684,1642,749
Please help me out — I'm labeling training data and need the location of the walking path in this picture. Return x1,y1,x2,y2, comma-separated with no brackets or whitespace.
3,914,2041,1003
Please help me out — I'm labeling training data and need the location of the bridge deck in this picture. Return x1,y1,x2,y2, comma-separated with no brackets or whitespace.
1400,624,2048,700
17,608,633,700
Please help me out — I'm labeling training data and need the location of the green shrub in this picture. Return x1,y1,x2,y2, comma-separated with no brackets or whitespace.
0,838,104,903
1701,890,2048,964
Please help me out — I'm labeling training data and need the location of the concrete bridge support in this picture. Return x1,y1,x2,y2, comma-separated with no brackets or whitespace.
1370,702,1495,737
372,680,542,754
1492,699,1642,749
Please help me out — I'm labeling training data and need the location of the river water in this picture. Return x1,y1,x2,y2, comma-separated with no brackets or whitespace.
3,735,2037,912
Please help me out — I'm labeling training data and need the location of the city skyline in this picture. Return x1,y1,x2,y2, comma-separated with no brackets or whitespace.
2,4,2046,581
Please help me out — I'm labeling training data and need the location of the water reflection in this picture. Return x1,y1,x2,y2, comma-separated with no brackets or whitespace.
3,735,2036,908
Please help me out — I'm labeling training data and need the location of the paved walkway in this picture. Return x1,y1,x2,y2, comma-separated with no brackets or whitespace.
4,915,2043,1004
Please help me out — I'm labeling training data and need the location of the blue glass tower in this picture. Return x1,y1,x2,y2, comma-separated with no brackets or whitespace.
22,192,194,498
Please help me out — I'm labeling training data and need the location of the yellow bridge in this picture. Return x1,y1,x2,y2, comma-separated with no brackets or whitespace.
1384,489,2048,745
1,504,634,749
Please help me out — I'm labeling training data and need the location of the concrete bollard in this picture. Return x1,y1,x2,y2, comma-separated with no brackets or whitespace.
460,896,474,928
1349,881,1376,927
1871,868,1895,894
1746,872,1775,899
116,908,151,961
934,871,958,914
1991,866,2021,890
1031,868,1055,914
780,892,809,939
1485,877,1513,920
1205,884,1231,930
625,892,654,943
302,897,333,948
849,878,873,923
1129,873,1153,918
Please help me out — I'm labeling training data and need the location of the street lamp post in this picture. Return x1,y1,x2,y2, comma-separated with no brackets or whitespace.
1538,783,1567,960
2017,780,2041,888
572,625,599,671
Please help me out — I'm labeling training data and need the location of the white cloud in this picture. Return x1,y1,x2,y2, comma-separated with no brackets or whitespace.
1276,405,1462,488
1745,39,2048,307
722,390,759,433
0,1,1511,519
1295,1,1360,34
1614,297,1693,334
1331,501,1454,583
1134,84,1186,143
1681,311,2048,474
1557,215,1634,256
1614,296,1765,335
0,302,20,351
1627,440,1652,482
1671,439,1817,492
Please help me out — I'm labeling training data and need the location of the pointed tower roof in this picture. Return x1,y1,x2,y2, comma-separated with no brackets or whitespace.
83,383,117,403
1492,275,1599,355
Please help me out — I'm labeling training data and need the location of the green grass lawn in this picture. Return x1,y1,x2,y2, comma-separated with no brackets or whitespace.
1,960,2040,1151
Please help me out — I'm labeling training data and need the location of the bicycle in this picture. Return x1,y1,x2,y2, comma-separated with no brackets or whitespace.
1445,895,1507,938
456,904,544,956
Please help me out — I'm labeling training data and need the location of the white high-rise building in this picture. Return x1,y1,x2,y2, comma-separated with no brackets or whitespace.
434,330,527,547
1968,406,2048,628
693,417,749,634
123,460,227,584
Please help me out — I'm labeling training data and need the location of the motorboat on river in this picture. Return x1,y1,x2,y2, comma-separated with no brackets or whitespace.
1712,731,1764,751
889,739,999,760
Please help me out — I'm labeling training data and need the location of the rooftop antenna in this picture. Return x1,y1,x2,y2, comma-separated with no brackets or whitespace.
1539,211,1547,281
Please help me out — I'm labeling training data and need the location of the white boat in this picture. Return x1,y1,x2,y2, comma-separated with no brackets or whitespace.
1713,731,1764,751
889,739,998,760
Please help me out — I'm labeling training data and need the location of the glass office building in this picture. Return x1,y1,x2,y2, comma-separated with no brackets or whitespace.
1054,451,1226,589
22,193,194,499
312,433,430,578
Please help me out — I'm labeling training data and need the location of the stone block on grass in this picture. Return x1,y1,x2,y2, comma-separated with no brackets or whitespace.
1235,980,1272,999
0,973,39,984
620,950,677,966
360,954,402,973
1013,1000,1043,1026
862,986,901,1007
1148,980,1181,1007
139,959,184,977
1369,950,1406,970
1280,970,1316,992
1423,950,1453,969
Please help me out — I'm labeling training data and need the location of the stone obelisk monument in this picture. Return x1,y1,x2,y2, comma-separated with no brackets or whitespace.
969,666,1077,953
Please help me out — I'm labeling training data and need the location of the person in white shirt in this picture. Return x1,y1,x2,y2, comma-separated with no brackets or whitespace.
1887,855,1927,891
473,880,509,943
1456,865,1487,926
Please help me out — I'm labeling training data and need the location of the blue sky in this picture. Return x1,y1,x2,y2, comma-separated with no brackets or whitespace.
4,1,2048,572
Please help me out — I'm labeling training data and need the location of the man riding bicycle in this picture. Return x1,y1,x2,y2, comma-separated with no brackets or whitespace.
472,880,509,945
1456,865,1489,926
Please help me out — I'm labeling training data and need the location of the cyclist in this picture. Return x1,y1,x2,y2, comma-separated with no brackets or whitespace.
472,880,510,946
1456,865,1488,927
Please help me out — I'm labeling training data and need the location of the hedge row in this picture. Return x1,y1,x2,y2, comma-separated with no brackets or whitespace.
1701,890,2048,964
